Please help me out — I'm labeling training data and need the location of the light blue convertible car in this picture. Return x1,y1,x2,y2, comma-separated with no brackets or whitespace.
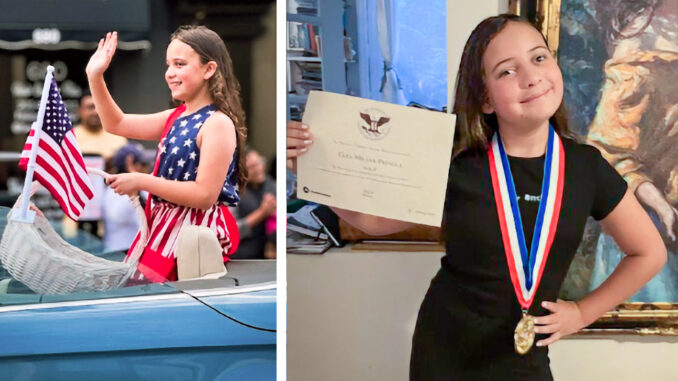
0,208,276,381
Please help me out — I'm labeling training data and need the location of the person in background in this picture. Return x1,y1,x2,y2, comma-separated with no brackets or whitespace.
102,143,154,252
65,92,129,237
73,91,128,161
231,148,276,259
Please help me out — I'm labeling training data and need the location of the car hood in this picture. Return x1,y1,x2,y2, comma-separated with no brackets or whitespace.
174,260,276,331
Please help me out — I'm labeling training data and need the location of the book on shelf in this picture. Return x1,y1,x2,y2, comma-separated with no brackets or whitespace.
302,71,321,80
315,34,322,57
287,207,330,254
296,79,323,92
295,60,321,71
296,7,318,16
287,21,320,55
287,205,327,239
307,23,317,53
288,103,304,121
286,203,344,254
310,205,343,247
292,61,322,93
295,0,318,16
288,215,328,240
287,231,331,254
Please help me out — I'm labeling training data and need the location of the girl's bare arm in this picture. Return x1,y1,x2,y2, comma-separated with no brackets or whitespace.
86,31,172,141
577,190,666,324
331,207,416,236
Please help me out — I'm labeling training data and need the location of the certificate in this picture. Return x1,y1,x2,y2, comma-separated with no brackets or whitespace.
297,91,456,226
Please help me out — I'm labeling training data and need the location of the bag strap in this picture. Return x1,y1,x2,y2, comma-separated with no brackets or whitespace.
144,105,186,220
152,104,186,177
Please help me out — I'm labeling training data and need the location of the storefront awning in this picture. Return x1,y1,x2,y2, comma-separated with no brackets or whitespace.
0,0,151,51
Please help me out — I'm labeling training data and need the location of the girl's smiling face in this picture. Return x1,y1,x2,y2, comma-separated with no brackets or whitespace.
481,21,563,130
165,39,213,102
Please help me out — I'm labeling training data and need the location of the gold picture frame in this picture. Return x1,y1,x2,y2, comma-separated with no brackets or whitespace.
510,0,678,336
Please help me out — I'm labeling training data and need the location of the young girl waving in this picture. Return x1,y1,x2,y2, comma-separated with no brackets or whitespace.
86,26,247,282
288,14,666,380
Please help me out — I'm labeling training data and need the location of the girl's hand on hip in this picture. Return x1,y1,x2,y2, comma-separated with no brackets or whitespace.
106,172,143,196
286,120,312,173
533,299,587,347
86,31,118,79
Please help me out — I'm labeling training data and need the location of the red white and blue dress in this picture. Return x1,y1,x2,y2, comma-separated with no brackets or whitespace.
128,104,240,282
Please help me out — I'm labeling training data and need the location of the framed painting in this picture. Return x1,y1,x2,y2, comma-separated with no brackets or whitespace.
510,0,678,335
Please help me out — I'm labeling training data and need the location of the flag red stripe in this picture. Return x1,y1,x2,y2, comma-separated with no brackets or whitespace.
34,156,83,214
63,135,94,199
36,140,87,207
40,133,91,200
157,207,183,258
64,133,88,172
33,171,78,220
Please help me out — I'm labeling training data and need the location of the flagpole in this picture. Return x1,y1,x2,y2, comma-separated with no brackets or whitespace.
13,65,55,223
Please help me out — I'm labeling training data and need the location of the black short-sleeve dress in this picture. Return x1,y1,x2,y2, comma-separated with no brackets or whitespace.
410,138,627,380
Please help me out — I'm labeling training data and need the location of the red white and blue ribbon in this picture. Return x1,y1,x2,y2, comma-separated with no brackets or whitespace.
487,126,565,309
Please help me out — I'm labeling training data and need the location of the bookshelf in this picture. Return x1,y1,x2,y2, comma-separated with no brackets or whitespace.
286,0,348,120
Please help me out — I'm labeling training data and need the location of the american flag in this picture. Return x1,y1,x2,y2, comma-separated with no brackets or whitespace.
19,78,94,220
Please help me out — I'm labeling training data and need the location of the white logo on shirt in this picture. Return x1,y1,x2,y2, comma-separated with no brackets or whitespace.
517,193,542,202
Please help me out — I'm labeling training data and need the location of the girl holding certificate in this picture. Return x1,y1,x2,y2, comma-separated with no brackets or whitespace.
288,14,667,380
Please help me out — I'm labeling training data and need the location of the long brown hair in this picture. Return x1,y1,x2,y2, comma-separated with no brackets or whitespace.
452,14,572,157
171,25,248,188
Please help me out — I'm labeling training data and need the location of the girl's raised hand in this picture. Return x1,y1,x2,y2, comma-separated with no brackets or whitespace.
286,120,313,173
86,32,118,79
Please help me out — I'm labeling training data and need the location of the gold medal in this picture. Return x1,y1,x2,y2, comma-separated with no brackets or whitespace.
514,312,536,355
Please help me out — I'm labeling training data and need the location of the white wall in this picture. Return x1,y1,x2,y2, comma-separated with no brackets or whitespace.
550,335,678,380
287,249,442,381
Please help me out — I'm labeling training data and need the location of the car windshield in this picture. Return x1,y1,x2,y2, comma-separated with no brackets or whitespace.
0,206,179,307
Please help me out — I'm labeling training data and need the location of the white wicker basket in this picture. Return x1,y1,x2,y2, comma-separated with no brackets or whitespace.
0,169,148,295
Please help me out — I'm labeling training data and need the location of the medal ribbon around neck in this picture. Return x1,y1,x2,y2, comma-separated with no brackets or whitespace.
487,125,565,309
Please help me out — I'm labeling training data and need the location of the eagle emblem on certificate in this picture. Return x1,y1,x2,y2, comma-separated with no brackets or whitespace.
358,108,391,140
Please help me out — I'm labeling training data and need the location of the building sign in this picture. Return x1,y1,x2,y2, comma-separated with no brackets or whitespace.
11,60,81,136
